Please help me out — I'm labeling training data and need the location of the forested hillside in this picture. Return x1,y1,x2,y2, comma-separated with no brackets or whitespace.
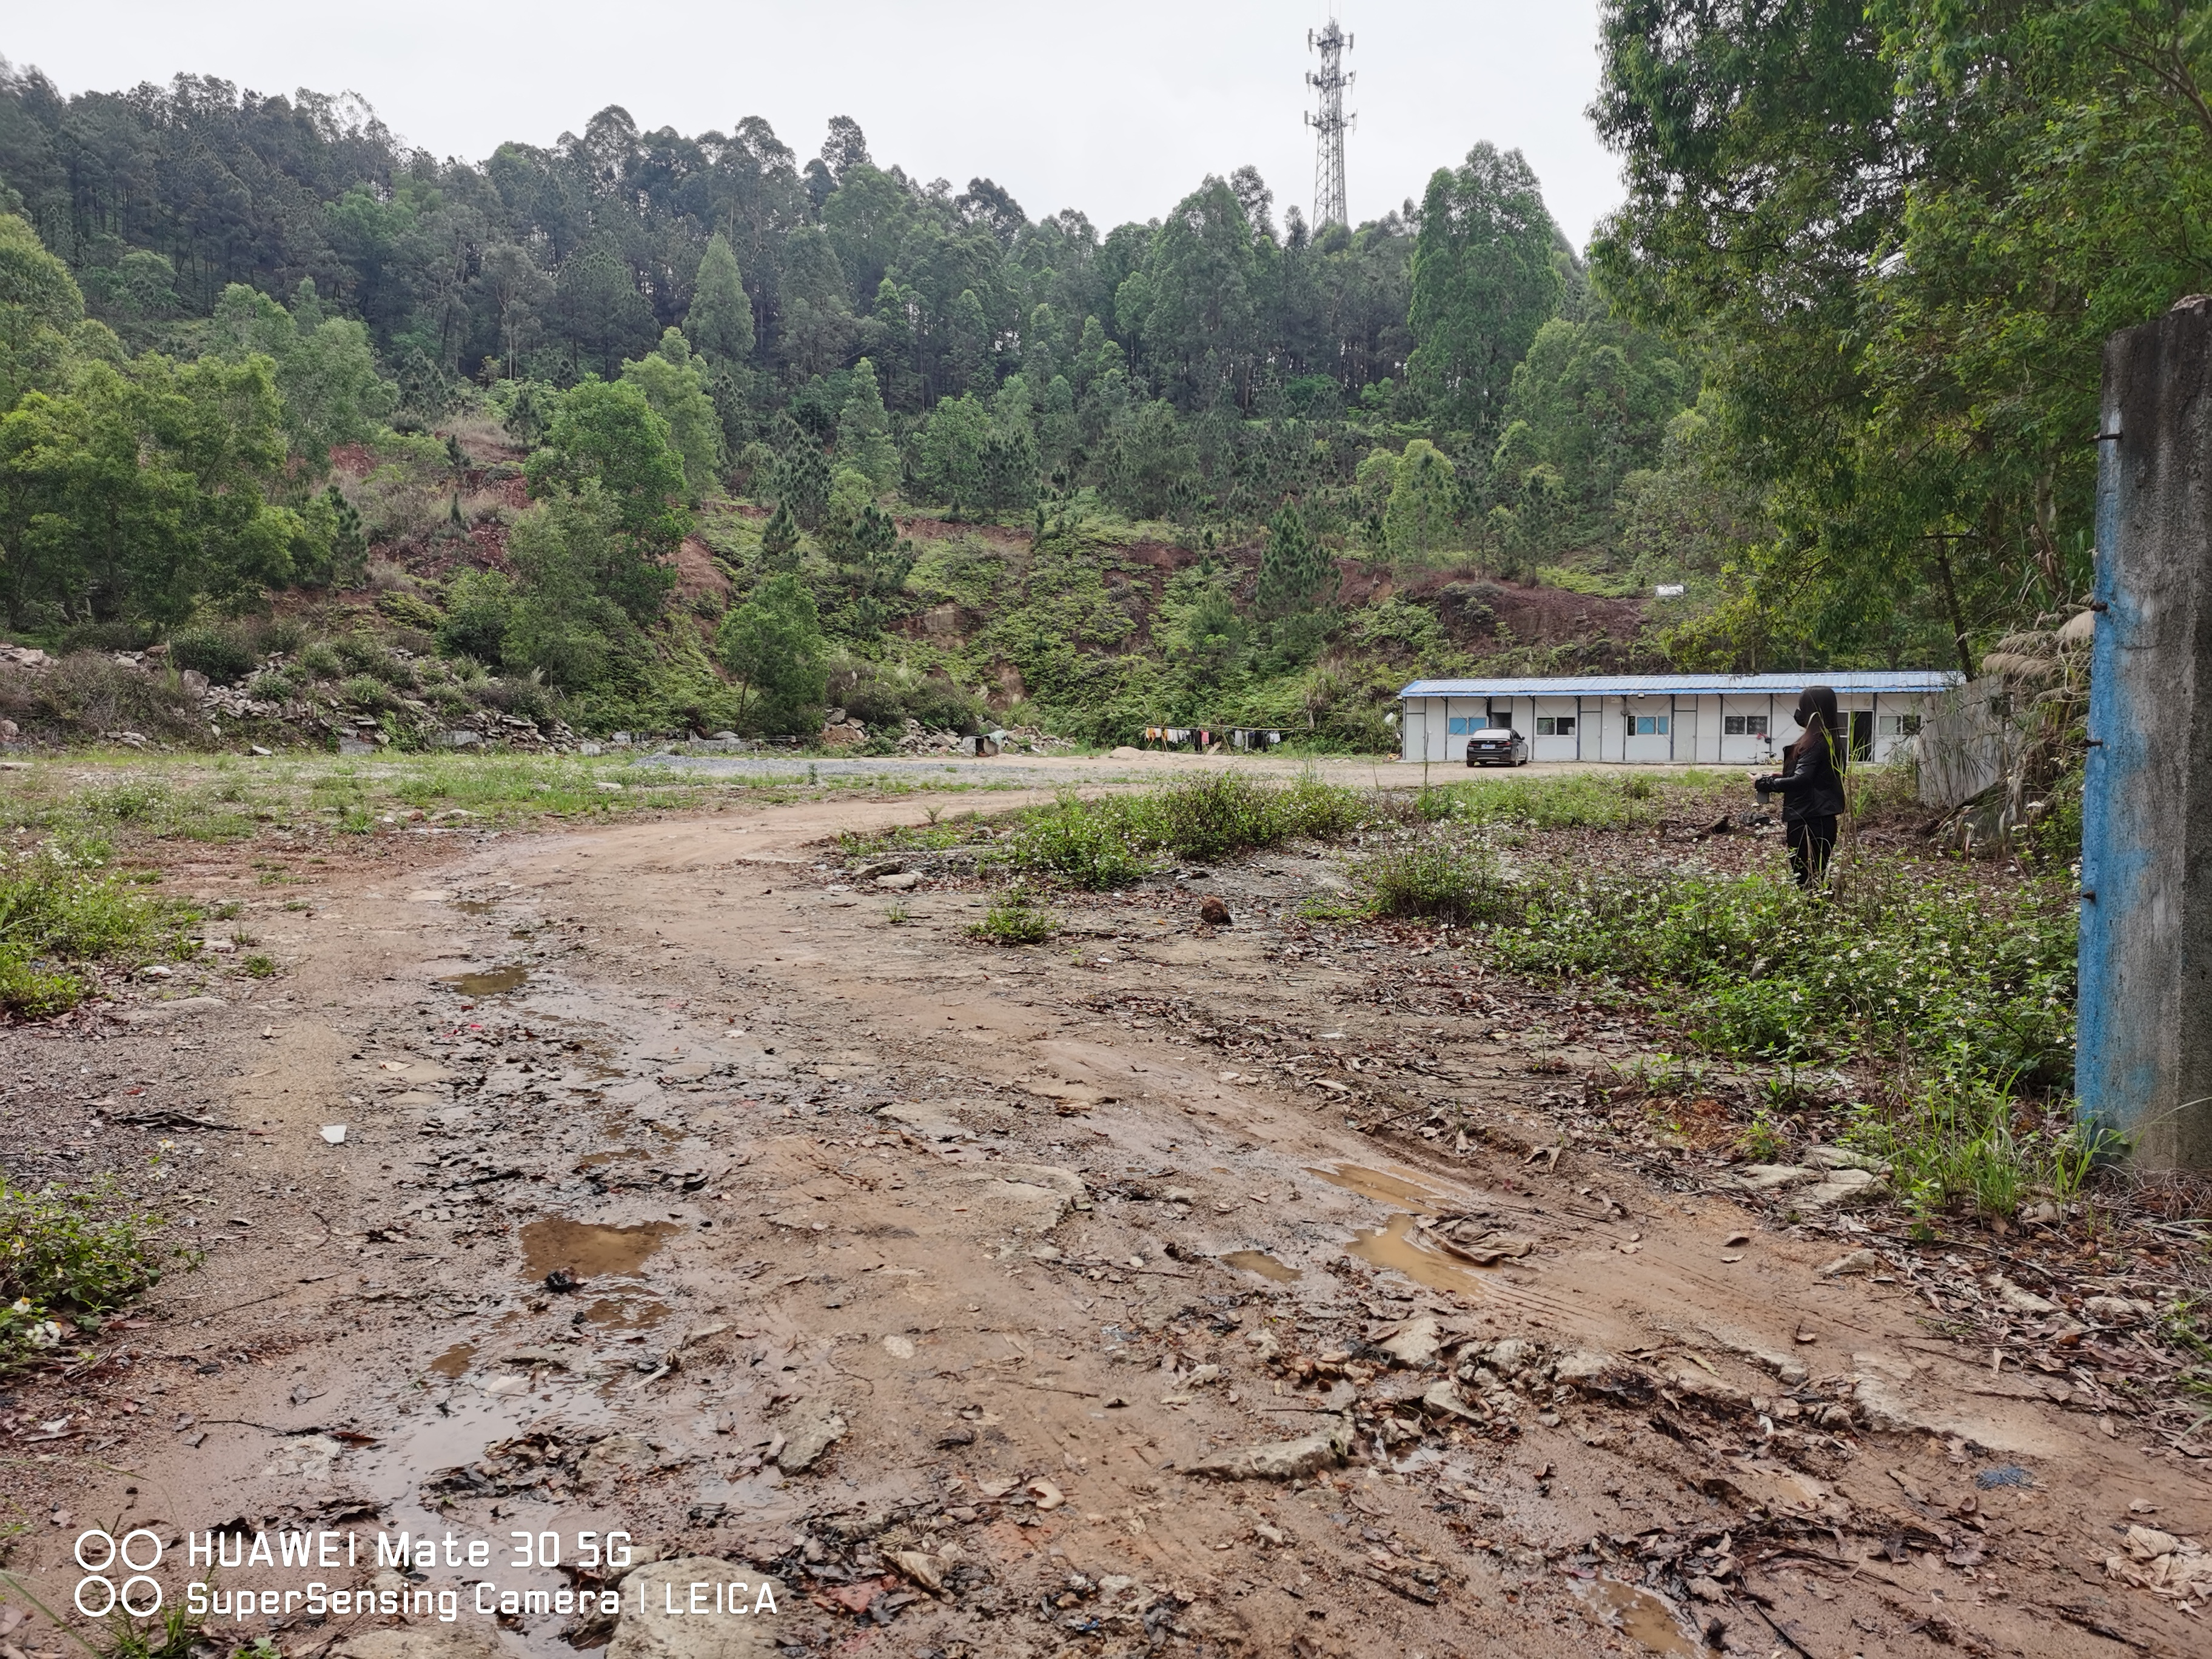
1,15,2145,747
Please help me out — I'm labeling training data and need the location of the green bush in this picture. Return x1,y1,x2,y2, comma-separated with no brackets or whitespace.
168,627,257,685
999,772,1368,888
339,674,394,711
1003,793,1155,888
378,590,446,632
1129,771,1362,862
1355,831,1509,923
297,641,344,679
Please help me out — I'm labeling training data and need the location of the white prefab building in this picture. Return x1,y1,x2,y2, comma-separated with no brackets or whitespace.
1395,671,1962,767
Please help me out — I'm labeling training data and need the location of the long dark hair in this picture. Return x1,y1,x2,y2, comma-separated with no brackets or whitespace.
1789,685,1843,768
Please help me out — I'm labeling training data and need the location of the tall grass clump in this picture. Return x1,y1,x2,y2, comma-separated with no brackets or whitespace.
1001,792,1157,888
1843,1069,2104,1219
0,840,201,1014
1354,829,1510,923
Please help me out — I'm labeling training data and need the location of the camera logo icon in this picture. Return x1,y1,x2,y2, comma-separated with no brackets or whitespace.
73,1530,164,1617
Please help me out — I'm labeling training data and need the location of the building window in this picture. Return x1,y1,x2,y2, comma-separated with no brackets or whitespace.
1447,716,1467,735
1723,714,1769,737
1877,713,1922,737
1535,716,1576,736
1634,716,1669,736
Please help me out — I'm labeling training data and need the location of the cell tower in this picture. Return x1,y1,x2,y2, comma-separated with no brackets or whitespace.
1305,14,1355,231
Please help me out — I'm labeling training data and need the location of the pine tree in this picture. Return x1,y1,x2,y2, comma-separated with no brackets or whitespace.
759,499,800,571
685,233,756,366
776,443,832,529
325,483,367,586
836,358,902,494
1255,503,1335,617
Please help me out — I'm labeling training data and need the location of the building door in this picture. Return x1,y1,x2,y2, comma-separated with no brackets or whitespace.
1849,711,1874,762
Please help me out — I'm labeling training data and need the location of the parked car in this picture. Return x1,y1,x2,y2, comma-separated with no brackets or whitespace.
1465,726,1529,767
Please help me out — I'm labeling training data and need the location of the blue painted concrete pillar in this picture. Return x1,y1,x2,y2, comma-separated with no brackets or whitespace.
2078,297,2212,1167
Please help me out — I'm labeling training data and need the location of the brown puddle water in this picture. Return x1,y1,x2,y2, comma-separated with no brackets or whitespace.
443,965,532,996
1574,1578,1702,1656
1304,1162,1452,1206
1221,1250,1300,1283
452,900,498,915
518,1218,682,1280
427,1341,475,1378
1346,1213,1493,1299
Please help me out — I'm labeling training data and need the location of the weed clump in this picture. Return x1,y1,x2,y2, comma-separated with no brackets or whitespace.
1004,793,1157,888
1845,1071,2102,1219
970,888,1057,944
1492,864,2075,1084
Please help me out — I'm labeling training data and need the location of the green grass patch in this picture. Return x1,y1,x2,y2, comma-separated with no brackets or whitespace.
1411,771,1730,831
0,1175,181,1370
1489,863,2076,1085
1843,1070,2104,1221
0,840,200,1014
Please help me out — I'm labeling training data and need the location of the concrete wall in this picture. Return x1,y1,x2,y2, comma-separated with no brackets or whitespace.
2079,299,2212,1168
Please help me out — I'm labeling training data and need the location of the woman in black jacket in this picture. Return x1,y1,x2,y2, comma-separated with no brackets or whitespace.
1754,686,1848,888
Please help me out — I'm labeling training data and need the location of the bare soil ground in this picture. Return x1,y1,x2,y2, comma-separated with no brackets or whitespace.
0,788,2205,1659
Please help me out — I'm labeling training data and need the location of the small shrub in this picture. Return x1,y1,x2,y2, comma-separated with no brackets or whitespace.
0,948,82,1016
335,632,397,679
254,616,308,657
339,674,394,711
240,953,278,977
246,668,298,702
58,620,155,655
297,640,344,680
378,590,446,632
971,888,1057,944
168,627,257,685
1355,830,1508,923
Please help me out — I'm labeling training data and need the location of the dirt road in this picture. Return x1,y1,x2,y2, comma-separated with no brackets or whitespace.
2,794,2202,1659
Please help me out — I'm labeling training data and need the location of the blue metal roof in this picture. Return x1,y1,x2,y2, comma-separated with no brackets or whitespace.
1396,671,1961,700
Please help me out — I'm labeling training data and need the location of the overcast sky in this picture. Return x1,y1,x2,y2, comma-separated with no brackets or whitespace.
6,1,1624,247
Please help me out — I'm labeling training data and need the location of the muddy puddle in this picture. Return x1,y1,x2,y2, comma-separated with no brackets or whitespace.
1347,1212,1495,1298
1304,1164,1498,1298
428,1341,475,1379
1572,1577,1703,1655
1221,1249,1300,1282
518,1217,682,1280
1305,1161,1455,1205
443,964,532,996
